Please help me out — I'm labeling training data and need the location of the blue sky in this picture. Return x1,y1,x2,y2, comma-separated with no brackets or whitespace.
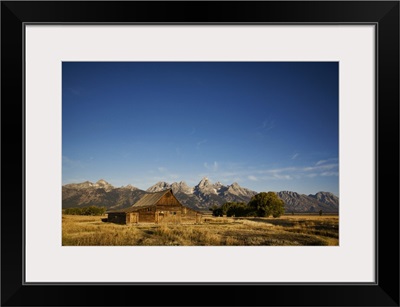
62,62,338,196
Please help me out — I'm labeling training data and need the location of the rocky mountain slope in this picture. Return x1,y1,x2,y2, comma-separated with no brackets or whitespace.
62,178,339,212
146,177,257,209
276,191,339,213
62,179,146,210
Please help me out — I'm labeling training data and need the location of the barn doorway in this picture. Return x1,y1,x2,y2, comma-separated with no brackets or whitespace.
126,213,138,224
157,212,165,223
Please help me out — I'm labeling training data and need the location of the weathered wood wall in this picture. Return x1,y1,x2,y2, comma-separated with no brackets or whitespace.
156,205,182,212
155,191,181,206
137,208,156,223
126,212,138,224
157,211,182,224
154,192,201,223
109,191,202,224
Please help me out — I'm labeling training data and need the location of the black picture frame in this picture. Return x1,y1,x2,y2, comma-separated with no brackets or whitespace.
1,1,399,306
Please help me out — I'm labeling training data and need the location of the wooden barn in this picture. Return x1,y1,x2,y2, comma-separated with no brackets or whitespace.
107,189,202,225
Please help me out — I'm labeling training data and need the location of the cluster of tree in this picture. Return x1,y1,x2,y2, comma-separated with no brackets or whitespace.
64,206,107,216
210,202,252,217
210,192,285,218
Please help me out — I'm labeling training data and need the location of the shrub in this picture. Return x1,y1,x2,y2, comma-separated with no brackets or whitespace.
64,206,106,216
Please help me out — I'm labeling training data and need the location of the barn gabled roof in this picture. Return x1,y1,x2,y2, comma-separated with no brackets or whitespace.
106,189,174,213
125,189,173,212
107,188,202,214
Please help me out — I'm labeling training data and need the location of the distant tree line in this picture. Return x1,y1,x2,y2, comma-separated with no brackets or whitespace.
210,192,285,218
64,206,107,216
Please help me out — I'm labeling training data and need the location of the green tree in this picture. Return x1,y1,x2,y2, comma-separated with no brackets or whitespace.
211,206,224,217
226,202,250,217
248,192,285,218
221,202,234,216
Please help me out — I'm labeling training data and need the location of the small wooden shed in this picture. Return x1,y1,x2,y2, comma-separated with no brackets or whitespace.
107,189,202,225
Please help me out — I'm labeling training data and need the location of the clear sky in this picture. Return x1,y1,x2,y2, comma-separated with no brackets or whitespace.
62,62,338,196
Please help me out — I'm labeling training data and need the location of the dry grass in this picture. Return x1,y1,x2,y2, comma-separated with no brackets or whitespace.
62,214,338,246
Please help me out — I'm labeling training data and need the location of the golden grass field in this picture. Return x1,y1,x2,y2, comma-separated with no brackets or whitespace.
62,213,339,246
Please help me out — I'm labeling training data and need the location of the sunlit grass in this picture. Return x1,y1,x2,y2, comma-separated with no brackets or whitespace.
62,214,339,246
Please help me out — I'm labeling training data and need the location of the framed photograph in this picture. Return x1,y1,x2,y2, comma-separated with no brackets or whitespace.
1,1,399,306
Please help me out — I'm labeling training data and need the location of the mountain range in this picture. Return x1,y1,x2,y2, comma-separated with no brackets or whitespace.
62,178,339,213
